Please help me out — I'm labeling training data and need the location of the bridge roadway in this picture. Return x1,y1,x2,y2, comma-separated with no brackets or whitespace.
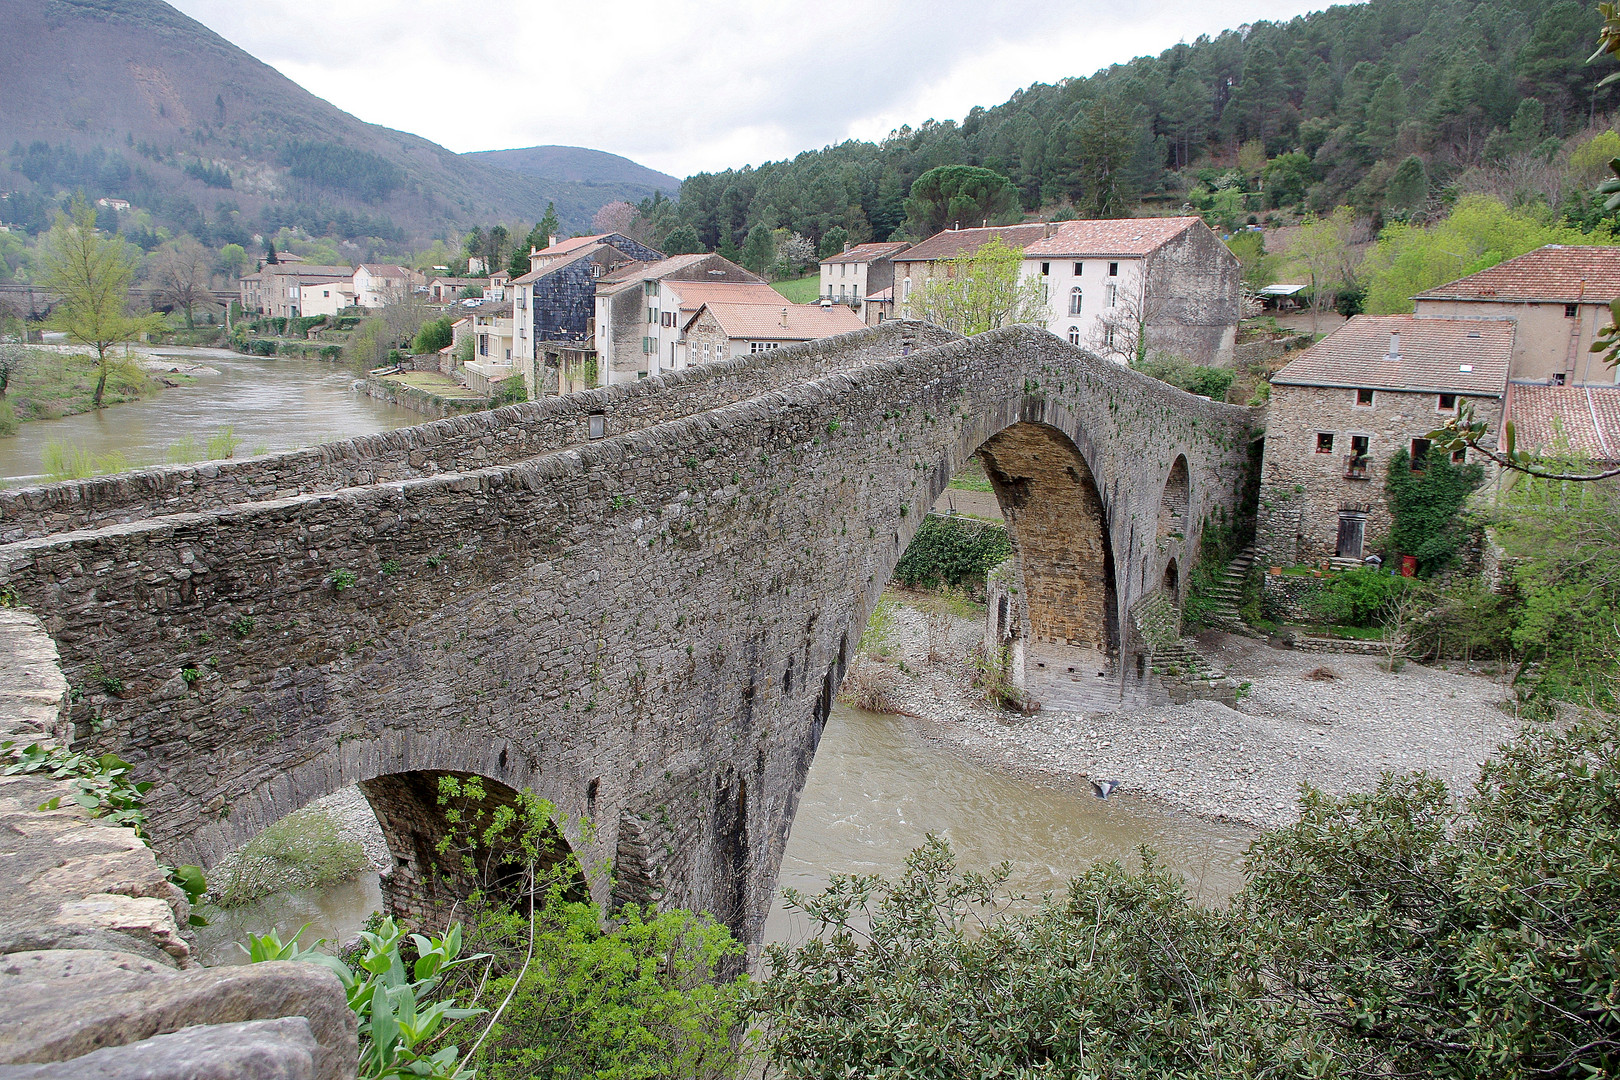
0,320,1257,947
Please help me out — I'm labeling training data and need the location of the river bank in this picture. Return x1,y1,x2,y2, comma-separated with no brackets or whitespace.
847,591,1523,830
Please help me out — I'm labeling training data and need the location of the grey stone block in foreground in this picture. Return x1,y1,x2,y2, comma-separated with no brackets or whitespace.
0,1017,318,1080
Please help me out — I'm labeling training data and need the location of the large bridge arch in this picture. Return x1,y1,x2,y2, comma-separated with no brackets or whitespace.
0,323,1257,949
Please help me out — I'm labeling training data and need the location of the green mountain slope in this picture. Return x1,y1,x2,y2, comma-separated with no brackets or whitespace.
672,0,1618,250
465,145,680,197
0,0,663,244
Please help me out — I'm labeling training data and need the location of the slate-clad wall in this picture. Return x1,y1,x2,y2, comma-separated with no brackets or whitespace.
0,326,1255,952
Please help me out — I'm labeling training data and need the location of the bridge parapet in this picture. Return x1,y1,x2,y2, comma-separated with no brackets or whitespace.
0,321,957,543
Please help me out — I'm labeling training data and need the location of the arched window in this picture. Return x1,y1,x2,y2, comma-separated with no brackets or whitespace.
1068,325,1082,345
1069,287,1083,316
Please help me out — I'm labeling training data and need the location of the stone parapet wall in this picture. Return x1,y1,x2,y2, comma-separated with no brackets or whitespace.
0,321,959,544
1259,571,1327,622
0,610,357,1080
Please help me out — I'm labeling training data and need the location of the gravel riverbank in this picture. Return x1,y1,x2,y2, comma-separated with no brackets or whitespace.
847,594,1523,831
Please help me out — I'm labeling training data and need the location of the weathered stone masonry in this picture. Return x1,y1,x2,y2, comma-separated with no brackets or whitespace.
0,323,1255,950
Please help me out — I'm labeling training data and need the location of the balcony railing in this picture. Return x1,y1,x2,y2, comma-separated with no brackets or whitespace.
1344,453,1370,479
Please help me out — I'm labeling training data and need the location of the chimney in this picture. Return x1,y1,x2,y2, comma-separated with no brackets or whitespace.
780,306,789,328
1388,330,1401,359
843,242,851,253
548,234,558,249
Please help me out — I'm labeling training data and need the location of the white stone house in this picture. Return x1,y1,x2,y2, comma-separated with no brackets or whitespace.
353,264,418,309
681,301,866,363
1020,216,1240,367
818,241,911,307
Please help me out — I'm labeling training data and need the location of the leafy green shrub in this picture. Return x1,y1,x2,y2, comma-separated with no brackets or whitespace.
1307,566,1412,627
470,900,746,1080
490,376,527,406
206,426,241,460
413,317,455,354
1132,355,1235,400
759,714,1620,1080
251,338,276,357
894,514,1011,590
213,806,370,907
1383,448,1484,575
0,397,17,437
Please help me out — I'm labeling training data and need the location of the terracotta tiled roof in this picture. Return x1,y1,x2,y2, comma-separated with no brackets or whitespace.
359,263,410,277
820,241,911,266
1022,216,1204,257
686,301,866,341
1271,315,1514,396
1416,245,1620,303
1506,382,1620,462
666,280,784,312
866,286,894,302
597,253,710,286
471,300,513,318
892,223,1053,263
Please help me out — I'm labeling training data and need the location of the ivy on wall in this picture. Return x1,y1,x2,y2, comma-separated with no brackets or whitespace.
1383,449,1484,576
894,514,1011,590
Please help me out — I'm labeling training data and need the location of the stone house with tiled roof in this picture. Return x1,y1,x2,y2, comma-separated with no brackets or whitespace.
890,224,1051,317
818,241,911,317
1256,314,1515,565
1503,382,1620,464
354,264,420,309
1023,216,1240,366
1413,244,1620,385
592,254,773,385
681,301,866,363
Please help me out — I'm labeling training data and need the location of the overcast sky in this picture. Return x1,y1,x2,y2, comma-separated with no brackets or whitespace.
168,0,1333,179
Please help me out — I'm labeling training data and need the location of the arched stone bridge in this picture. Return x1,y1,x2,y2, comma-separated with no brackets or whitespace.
0,321,1257,946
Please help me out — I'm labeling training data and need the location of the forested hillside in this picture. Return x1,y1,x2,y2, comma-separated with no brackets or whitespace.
673,0,1616,251
0,0,667,250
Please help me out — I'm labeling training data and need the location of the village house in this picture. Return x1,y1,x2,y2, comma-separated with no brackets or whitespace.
681,301,866,362
427,276,481,303
593,253,780,385
510,232,664,397
860,286,896,326
296,279,355,318
1413,245,1620,386
469,299,515,365
1021,216,1241,366
818,241,911,312
1501,381,1620,464
1255,314,1514,565
353,263,419,309
239,264,355,319
890,223,1051,316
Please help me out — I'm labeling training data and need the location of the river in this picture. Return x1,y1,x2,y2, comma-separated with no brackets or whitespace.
195,705,1251,965
0,346,421,482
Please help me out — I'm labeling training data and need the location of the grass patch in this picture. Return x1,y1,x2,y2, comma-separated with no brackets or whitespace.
210,806,370,908
382,370,487,398
4,349,157,423
947,456,994,492
772,275,822,304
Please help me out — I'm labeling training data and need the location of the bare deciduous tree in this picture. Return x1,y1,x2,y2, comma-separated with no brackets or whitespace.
148,238,216,328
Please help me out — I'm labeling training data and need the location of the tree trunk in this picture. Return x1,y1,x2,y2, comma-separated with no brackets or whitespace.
92,354,108,408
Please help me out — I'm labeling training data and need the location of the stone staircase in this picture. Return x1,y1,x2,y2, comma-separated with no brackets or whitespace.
1133,593,1224,682
1200,545,1256,633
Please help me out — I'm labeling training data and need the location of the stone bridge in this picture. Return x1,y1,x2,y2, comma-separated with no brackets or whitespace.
0,321,1257,945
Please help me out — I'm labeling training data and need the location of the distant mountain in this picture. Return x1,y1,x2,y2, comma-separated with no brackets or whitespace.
466,146,680,199
0,0,665,246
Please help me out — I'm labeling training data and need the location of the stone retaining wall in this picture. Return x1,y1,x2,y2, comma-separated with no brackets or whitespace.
0,609,356,1080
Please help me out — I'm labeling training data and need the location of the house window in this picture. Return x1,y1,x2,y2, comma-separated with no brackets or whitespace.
1355,388,1375,407
749,341,779,353
1105,325,1117,348
1074,262,1084,276
1104,283,1117,307
1437,393,1457,412
1347,434,1371,478
1553,372,1567,386
1410,438,1431,470
1316,432,1335,454
1565,303,1579,318
479,336,488,357
1041,262,1050,275
1069,287,1083,316
1108,261,1120,276
1068,325,1081,345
